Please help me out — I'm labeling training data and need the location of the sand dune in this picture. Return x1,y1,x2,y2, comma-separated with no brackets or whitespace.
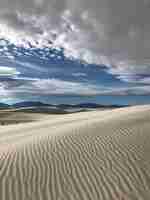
0,110,52,126
0,105,150,199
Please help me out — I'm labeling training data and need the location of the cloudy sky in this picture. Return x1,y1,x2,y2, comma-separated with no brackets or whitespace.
0,0,150,105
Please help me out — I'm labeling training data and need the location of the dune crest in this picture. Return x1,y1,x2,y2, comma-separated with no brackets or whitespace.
0,105,150,199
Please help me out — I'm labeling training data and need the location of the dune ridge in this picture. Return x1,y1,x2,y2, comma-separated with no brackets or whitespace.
0,105,150,199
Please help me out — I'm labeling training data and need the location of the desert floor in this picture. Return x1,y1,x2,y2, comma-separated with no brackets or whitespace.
0,105,150,199
0,109,55,125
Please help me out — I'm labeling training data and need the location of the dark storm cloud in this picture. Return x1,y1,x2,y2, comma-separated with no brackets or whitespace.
0,0,150,83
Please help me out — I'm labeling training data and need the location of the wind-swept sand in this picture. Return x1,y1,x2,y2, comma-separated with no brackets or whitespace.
0,105,150,199
0,109,49,125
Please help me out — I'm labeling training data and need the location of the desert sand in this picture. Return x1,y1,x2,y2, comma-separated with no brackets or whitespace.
0,109,53,125
0,105,150,199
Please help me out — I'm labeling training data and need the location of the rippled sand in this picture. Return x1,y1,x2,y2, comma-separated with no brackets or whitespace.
0,105,150,199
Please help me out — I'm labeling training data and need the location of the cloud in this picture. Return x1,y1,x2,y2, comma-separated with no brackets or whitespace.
72,72,87,77
15,78,101,96
16,61,49,73
0,82,10,97
0,0,149,83
1,77,150,102
106,60,150,83
0,66,20,77
0,78,100,99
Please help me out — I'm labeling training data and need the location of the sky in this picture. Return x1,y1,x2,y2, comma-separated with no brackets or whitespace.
0,0,150,105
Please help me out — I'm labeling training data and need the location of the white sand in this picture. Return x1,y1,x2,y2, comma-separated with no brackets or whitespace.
0,109,51,123
0,105,150,199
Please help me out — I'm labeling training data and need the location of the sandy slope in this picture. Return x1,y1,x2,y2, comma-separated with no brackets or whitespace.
0,110,50,125
0,105,150,199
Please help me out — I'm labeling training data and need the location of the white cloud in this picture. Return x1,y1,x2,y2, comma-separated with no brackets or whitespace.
0,82,10,97
0,66,20,77
23,78,100,96
0,78,100,98
107,60,150,83
1,77,150,101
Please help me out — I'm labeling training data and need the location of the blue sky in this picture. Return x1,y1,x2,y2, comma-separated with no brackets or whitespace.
0,1,150,105
0,42,149,105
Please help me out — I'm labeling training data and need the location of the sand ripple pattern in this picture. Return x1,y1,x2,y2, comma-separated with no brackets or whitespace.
0,105,150,199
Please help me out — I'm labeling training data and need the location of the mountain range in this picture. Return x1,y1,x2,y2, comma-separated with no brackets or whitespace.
0,101,128,110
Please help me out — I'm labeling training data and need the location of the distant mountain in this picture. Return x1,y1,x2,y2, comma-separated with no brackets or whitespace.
57,103,100,109
0,103,10,109
75,103,106,108
10,101,128,110
13,101,52,108
57,103,127,109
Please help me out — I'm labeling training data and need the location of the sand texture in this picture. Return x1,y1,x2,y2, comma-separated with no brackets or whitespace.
0,109,50,125
0,105,150,199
